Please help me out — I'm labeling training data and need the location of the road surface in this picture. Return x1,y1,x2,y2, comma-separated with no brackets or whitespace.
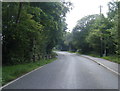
2,51,118,89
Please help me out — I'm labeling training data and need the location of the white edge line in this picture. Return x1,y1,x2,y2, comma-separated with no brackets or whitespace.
0,65,44,89
80,55,120,76
98,62,120,75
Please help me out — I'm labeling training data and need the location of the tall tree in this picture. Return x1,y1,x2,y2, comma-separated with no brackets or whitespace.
2,2,71,65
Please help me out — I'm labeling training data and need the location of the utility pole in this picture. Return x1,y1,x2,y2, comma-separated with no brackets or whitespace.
99,5,103,57
99,5,107,57
99,5,103,15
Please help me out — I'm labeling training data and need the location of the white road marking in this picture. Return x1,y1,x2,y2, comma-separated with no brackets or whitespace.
0,65,44,89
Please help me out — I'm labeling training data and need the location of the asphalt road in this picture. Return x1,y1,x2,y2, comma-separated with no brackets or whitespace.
2,51,118,89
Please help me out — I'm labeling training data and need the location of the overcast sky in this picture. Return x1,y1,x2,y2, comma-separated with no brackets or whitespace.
65,0,113,32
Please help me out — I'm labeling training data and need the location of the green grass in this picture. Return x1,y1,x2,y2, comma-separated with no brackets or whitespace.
101,55,119,64
76,51,119,64
87,54,119,64
87,54,100,57
68,51,119,64
2,58,57,86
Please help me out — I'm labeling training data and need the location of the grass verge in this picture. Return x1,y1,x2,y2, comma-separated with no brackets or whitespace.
68,51,119,64
2,58,57,86
87,54,119,64
101,55,119,64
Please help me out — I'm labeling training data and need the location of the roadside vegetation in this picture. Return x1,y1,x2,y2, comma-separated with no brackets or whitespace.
85,53,119,64
102,55,119,63
2,57,57,85
2,2,72,85
2,0,120,86
2,2,72,65
57,1,120,64
69,51,119,64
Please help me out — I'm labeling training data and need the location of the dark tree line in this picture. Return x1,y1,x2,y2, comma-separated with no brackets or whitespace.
2,2,72,65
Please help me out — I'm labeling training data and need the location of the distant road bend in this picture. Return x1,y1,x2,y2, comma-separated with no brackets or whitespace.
2,51,118,89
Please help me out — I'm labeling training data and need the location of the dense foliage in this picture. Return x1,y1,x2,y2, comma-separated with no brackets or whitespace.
60,1,120,58
2,2,71,65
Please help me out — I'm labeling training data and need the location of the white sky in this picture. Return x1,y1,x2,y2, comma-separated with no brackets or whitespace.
65,0,113,32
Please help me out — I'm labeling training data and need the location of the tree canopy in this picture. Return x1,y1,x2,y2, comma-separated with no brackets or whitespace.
59,1,119,58
2,2,72,65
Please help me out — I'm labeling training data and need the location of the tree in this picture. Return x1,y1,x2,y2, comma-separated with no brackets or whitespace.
2,2,71,65
86,15,115,56
71,14,100,53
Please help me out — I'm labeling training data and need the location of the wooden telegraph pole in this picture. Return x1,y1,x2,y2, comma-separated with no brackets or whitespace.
99,5,103,57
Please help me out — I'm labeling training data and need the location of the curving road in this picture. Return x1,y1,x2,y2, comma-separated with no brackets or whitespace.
2,51,118,89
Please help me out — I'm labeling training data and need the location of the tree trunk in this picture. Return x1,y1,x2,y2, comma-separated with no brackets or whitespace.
16,2,22,24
